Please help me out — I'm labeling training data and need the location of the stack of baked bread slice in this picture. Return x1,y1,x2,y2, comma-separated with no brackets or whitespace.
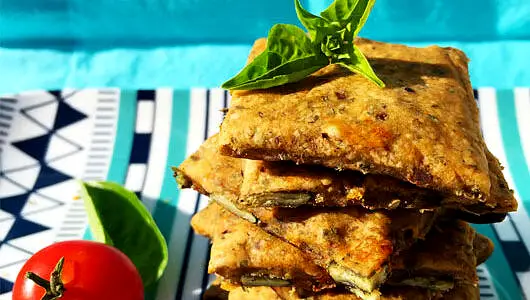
175,38,516,300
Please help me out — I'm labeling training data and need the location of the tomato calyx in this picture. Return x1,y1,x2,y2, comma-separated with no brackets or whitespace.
25,257,66,300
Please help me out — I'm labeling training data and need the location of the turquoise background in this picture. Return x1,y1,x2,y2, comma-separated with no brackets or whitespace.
0,0,529,92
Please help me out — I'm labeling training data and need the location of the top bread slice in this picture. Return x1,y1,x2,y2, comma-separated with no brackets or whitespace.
218,38,516,213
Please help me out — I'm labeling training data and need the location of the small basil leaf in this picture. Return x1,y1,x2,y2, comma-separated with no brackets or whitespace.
294,0,330,42
350,0,376,37
338,45,385,87
321,28,349,57
320,0,375,38
222,24,329,90
80,181,168,288
267,24,317,62
320,0,360,26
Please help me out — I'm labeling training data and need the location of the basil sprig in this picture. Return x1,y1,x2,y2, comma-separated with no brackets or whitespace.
80,181,168,288
222,0,384,90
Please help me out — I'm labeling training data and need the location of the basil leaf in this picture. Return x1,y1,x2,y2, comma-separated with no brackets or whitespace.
349,0,376,37
321,0,360,26
80,181,168,287
321,28,349,57
222,0,384,90
222,56,327,90
222,24,329,90
338,45,385,87
321,0,375,37
267,24,317,63
294,0,330,43
222,51,269,89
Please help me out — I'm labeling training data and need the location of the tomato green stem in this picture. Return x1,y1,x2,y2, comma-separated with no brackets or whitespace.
50,257,65,296
25,257,66,300
25,272,50,289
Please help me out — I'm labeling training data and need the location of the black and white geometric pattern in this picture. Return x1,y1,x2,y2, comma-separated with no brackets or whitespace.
0,91,91,296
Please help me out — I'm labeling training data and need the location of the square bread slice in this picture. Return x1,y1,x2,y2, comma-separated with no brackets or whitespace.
191,202,335,292
193,202,490,299
175,135,513,223
217,38,516,213
239,149,515,219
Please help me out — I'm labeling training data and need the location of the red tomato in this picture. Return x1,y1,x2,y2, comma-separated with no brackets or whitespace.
13,240,144,300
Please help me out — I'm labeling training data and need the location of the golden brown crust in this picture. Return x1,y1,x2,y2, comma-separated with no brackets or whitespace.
175,134,243,197
454,149,517,212
192,203,335,292
218,38,515,211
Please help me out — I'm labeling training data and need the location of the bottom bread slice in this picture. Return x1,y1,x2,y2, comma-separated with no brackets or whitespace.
193,203,491,299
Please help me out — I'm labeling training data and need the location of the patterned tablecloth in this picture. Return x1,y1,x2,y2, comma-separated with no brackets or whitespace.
0,88,529,300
